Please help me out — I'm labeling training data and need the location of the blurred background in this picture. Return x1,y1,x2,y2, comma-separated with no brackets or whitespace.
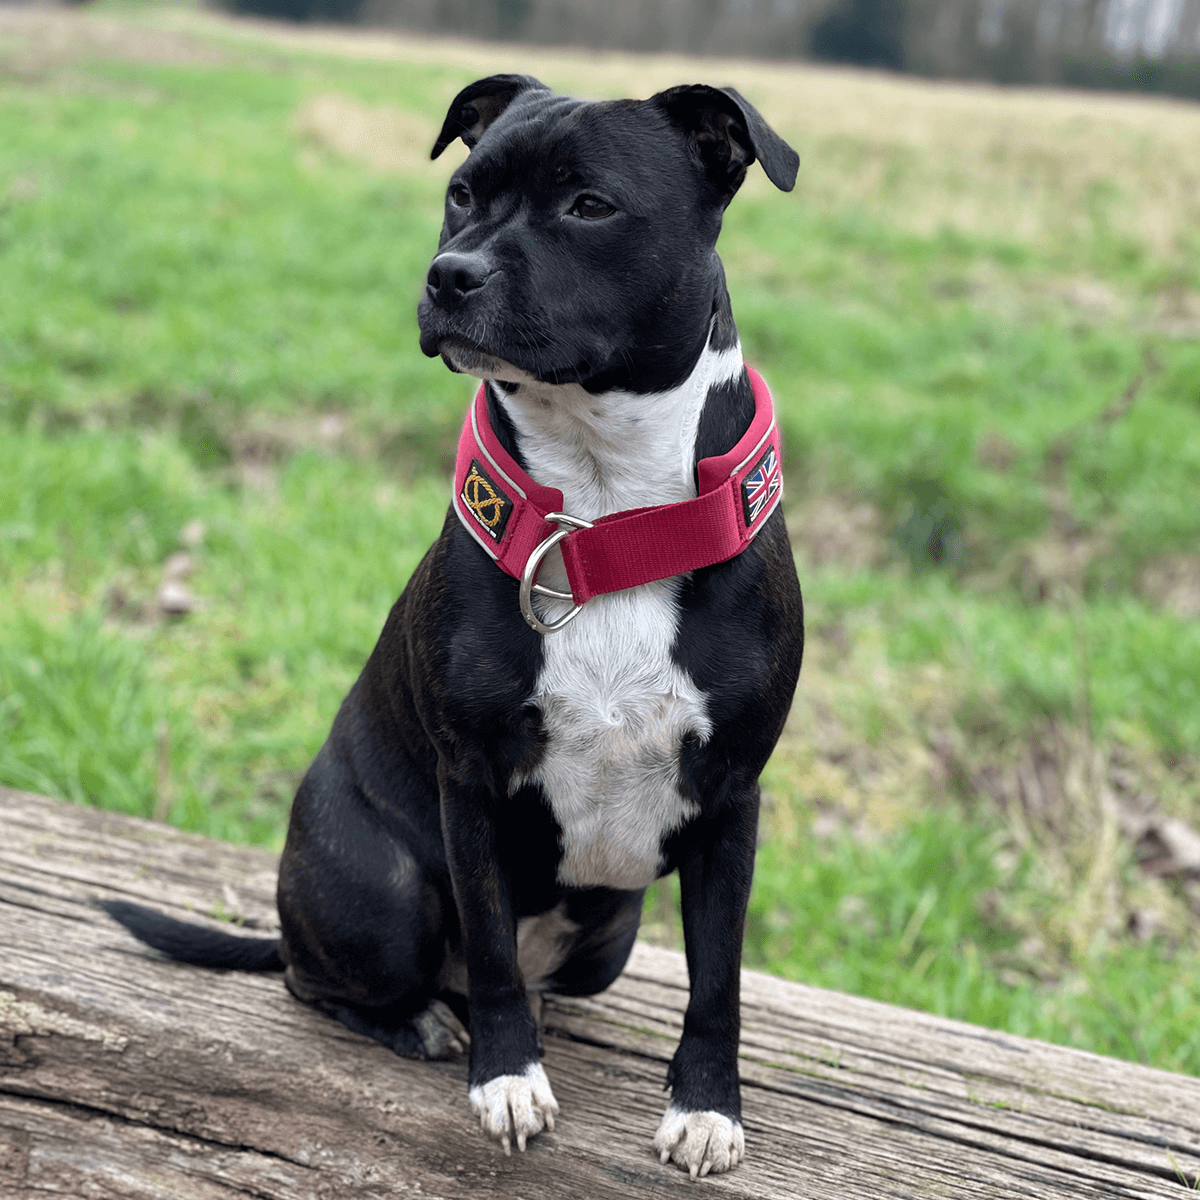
225,0,1200,100
1,0,1198,1079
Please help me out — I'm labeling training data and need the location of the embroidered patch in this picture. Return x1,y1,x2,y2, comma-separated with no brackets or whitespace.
461,458,513,541
741,444,781,528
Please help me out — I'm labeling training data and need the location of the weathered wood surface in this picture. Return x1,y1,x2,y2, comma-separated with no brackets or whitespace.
1,787,1198,1199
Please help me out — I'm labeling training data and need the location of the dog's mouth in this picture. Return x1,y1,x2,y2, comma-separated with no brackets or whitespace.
437,338,540,386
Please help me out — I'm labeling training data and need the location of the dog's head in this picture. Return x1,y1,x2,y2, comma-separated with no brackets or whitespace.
417,76,797,395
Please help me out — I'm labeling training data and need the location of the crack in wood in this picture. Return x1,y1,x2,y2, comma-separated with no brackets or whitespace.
0,1085,318,1173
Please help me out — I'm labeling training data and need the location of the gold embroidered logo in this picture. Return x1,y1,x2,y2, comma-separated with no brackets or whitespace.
461,459,512,541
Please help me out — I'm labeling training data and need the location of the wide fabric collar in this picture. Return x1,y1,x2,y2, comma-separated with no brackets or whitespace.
452,366,783,631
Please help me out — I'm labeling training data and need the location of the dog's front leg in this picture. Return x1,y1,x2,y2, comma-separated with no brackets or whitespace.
440,766,559,1154
654,798,758,1178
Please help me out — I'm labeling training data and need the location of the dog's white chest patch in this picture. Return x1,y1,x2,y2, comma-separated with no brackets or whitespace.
517,584,711,889
498,342,742,891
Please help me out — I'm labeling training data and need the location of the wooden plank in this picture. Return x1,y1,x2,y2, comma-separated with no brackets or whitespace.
1,786,1198,1198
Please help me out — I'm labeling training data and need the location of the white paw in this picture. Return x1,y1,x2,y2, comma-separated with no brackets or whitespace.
653,1105,745,1178
468,1062,559,1154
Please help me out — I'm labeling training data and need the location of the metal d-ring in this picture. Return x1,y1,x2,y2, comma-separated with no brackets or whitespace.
519,511,593,634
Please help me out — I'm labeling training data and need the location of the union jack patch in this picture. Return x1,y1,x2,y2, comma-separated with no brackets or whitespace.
741,444,781,528
461,458,513,541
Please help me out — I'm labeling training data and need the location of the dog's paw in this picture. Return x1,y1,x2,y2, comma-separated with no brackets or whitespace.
468,1063,559,1154
411,999,470,1059
653,1105,745,1179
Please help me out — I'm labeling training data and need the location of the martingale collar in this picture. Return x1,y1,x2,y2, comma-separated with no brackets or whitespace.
453,366,783,633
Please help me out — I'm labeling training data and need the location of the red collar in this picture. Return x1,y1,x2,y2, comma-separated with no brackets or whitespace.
453,367,783,632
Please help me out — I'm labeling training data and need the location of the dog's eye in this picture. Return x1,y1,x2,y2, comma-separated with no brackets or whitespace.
449,184,472,209
570,195,615,220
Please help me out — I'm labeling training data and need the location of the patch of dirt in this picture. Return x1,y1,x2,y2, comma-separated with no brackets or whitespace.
292,93,437,174
0,5,228,73
1052,277,1128,321
1154,287,1200,339
1139,553,1200,619
975,430,1019,473
218,409,361,491
1005,527,1098,602
226,409,352,462
786,497,884,572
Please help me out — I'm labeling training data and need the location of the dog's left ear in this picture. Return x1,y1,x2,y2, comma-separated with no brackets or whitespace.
431,74,549,159
651,85,798,203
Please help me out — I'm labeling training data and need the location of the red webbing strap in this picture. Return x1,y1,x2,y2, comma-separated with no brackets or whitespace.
558,483,746,604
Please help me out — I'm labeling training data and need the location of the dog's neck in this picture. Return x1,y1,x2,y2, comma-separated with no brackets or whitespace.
489,336,745,523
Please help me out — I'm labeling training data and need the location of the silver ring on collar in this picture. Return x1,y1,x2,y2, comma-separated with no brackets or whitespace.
519,511,593,634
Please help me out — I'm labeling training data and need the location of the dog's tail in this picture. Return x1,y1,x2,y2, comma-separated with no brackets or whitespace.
98,899,284,972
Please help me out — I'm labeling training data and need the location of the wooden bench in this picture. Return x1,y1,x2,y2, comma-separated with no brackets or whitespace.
2,786,1197,1198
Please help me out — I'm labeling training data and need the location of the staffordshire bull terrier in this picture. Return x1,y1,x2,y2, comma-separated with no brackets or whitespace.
103,74,804,1179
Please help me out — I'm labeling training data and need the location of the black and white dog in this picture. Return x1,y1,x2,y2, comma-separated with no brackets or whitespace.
103,75,804,1179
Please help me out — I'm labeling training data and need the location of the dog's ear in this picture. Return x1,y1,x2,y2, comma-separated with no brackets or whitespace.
431,74,549,159
651,84,798,203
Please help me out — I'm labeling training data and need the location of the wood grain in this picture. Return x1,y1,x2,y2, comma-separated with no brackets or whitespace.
1,786,1197,1198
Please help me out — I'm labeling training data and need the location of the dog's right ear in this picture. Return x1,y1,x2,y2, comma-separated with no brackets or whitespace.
431,75,549,159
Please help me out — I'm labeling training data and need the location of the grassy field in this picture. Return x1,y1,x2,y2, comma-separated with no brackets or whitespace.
2,1,1199,1075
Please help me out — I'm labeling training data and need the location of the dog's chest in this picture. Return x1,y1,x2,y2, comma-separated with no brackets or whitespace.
498,359,737,890
517,586,711,889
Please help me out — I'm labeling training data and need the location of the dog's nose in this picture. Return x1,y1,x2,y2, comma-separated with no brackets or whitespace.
426,252,491,308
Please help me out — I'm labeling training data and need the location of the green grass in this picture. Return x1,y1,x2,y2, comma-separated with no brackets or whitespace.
2,0,1199,1077
0,63,459,447
747,813,1200,1075
1,425,447,840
